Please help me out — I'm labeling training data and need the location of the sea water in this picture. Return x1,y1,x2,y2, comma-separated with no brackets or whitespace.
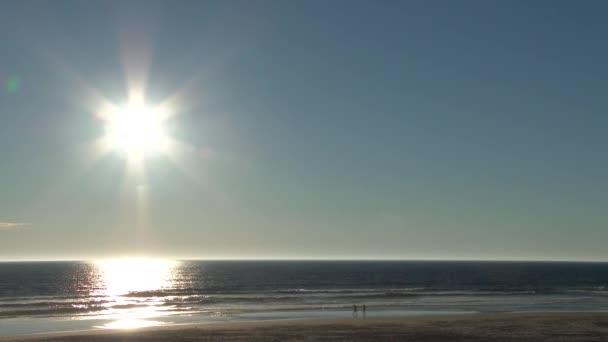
1,260,608,336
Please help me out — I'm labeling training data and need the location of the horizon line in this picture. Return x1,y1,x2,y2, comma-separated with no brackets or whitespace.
1,257,607,263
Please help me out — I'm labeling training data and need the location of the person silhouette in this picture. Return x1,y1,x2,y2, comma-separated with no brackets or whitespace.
362,304,366,318
352,304,358,318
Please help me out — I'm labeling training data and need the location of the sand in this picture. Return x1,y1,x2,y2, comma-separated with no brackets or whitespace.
3,312,608,341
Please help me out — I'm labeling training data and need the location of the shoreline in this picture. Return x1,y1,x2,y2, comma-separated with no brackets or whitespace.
3,312,608,341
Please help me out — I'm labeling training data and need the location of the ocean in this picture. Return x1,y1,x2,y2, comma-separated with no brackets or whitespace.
1,260,608,336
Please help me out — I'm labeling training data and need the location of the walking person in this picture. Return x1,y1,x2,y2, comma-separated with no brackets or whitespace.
362,304,366,318
352,304,358,318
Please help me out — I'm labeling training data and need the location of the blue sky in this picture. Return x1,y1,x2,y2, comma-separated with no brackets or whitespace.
1,1,607,260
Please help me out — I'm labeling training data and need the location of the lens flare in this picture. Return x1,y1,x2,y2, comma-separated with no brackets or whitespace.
0,74,20,94
6,77,20,93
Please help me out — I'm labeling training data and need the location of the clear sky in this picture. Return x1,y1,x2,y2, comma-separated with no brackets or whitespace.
1,1,607,261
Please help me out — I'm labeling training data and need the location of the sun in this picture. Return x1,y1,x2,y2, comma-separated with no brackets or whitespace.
101,97,170,158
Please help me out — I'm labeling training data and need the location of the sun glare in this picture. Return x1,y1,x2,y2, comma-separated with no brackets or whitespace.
92,92,202,186
90,259,178,330
101,98,170,158
94,258,176,297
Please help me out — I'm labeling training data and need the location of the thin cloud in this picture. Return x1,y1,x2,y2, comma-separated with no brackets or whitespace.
0,222,29,231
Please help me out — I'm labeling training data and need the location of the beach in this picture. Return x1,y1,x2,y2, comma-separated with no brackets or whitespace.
3,312,608,341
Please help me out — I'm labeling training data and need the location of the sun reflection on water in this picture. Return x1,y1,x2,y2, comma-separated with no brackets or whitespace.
99,319,168,330
94,259,176,296
89,259,179,329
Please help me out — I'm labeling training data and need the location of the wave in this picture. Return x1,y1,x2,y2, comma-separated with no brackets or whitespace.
11,287,601,305
2,286,607,319
120,287,552,298
0,306,104,318
273,288,543,295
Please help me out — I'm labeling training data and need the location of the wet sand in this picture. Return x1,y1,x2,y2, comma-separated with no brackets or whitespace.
3,312,608,341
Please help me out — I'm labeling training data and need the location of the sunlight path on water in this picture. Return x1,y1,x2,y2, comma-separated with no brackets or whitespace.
87,259,180,329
